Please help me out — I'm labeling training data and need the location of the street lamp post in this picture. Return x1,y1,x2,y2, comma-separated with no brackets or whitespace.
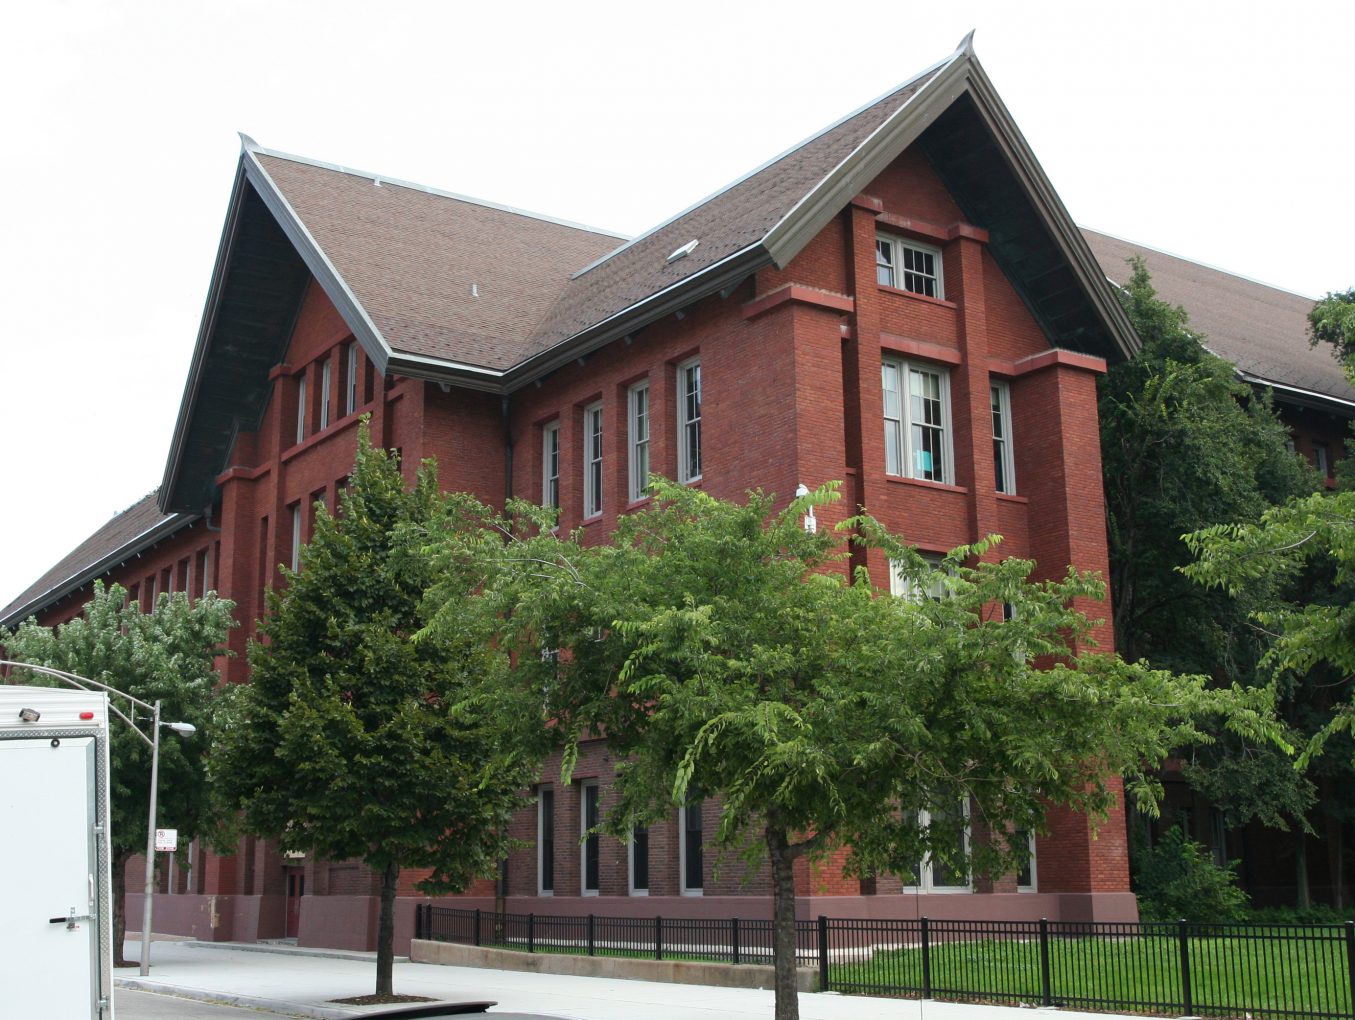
140,699,196,977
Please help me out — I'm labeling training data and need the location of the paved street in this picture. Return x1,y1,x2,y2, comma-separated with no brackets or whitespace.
117,987,308,1019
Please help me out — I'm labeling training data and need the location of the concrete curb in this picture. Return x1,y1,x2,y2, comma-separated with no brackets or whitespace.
114,977,364,1019
411,938,819,993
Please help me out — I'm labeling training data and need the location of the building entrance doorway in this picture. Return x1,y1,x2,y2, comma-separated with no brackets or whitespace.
285,870,304,939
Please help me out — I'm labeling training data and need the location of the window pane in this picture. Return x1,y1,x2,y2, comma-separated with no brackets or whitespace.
875,238,895,287
683,802,703,890
540,789,554,892
583,785,599,891
632,825,649,891
882,362,903,475
679,361,702,482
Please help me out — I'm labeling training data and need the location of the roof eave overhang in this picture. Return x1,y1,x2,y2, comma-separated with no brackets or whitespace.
503,243,772,392
158,161,251,513
1,513,199,630
1234,369,1355,416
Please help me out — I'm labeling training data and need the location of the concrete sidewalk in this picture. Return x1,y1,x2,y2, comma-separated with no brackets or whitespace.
114,940,1142,1020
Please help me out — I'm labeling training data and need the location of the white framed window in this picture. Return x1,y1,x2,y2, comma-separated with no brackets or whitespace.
680,800,704,895
345,343,359,416
1015,829,1037,891
290,503,303,572
991,381,1015,495
628,381,650,502
542,422,560,509
583,404,603,518
320,359,332,430
580,782,600,895
629,825,650,896
295,373,307,444
902,801,971,892
538,788,554,895
889,553,948,603
677,358,702,484
882,358,952,483
876,234,944,298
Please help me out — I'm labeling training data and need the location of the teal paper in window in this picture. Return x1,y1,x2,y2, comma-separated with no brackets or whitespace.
915,449,933,473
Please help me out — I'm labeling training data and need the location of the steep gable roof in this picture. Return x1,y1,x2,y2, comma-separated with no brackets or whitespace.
1084,230,1355,411
161,34,1138,513
1,493,194,628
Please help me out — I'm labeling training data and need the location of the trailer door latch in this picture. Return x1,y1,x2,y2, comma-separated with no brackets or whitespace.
49,908,94,930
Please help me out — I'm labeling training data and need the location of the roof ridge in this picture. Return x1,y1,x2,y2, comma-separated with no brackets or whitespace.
1082,225,1318,302
569,51,958,282
242,138,629,241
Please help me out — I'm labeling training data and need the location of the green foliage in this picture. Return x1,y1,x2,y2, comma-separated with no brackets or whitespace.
7,580,236,861
1308,288,1355,382
1132,827,1249,922
211,422,544,993
1184,489,1355,766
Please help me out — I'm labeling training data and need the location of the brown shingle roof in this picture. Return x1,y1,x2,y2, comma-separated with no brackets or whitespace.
524,70,940,358
1,492,188,626
1083,230,1355,408
253,154,626,371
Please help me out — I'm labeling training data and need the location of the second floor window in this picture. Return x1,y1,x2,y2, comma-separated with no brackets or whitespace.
320,359,332,430
629,381,650,502
678,359,702,483
883,359,952,484
542,422,560,509
295,374,307,444
991,381,1015,494
584,403,603,518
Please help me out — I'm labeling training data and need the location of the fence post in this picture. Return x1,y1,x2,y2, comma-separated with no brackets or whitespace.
818,915,830,992
587,913,595,956
1178,918,1193,1017
921,917,932,999
655,915,663,961
731,917,740,965
528,913,535,954
1038,918,1052,1007
473,908,482,947
1345,921,1355,1019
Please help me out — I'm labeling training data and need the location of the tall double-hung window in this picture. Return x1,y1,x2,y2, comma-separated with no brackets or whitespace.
677,358,702,484
295,373,307,444
320,360,332,430
629,381,650,502
345,343,359,416
990,381,1015,494
882,359,952,483
876,234,943,298
542,422,560,510
584,403,603,518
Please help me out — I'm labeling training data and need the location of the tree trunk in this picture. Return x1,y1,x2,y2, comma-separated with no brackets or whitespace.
376,861,399,996
1295,829,1311,909
112,850,131,967
765,823,800,1020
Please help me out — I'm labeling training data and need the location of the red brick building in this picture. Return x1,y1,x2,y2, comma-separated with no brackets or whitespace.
5,38,1348,949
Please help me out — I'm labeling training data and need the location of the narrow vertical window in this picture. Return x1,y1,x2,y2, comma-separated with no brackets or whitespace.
581,782,600,894
882,361,904,475
991,381,1015,494
1015,830,1036,890
677,358,702,483
629,825,649,895
584,403,603,518
345,343,359,416
538,789,554,895
542,422,560,509
290,504,302,572
875,237,896,287
1314,443,1331,479
320,360,332,430
629,381,650,502
681,801,704,894
295,373,307,444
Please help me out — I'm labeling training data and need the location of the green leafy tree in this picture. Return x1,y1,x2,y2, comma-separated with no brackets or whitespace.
211,424,544,998
1099,259,1322,859
1132,826,1249,922
6,580,235,964
470,479,1279,1020
1309,288,1355,375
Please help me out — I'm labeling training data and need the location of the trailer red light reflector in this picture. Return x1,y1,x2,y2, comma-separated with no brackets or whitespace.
79,711,94,720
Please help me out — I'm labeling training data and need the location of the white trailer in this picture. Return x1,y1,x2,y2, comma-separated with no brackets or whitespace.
1,684,115,1019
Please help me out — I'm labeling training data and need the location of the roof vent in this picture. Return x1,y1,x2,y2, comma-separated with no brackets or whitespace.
667,239,699,263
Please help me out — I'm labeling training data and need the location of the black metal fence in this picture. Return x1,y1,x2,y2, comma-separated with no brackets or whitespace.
415,905,1355,1018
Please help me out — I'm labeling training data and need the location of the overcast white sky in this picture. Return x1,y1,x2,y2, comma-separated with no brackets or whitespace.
2,0,1352,610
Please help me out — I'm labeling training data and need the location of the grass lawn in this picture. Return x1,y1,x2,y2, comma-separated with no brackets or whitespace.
830,932,1351,1017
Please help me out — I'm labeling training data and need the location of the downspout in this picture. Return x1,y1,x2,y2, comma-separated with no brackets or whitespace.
502,394,513,505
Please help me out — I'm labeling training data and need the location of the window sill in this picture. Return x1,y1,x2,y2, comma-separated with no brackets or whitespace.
628,889,650,897
885,475,969,496
995,492,1029,504
282,408,368,463
877,285,957,310
581,889,600,897
626,496,653,511
680,889,704,897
